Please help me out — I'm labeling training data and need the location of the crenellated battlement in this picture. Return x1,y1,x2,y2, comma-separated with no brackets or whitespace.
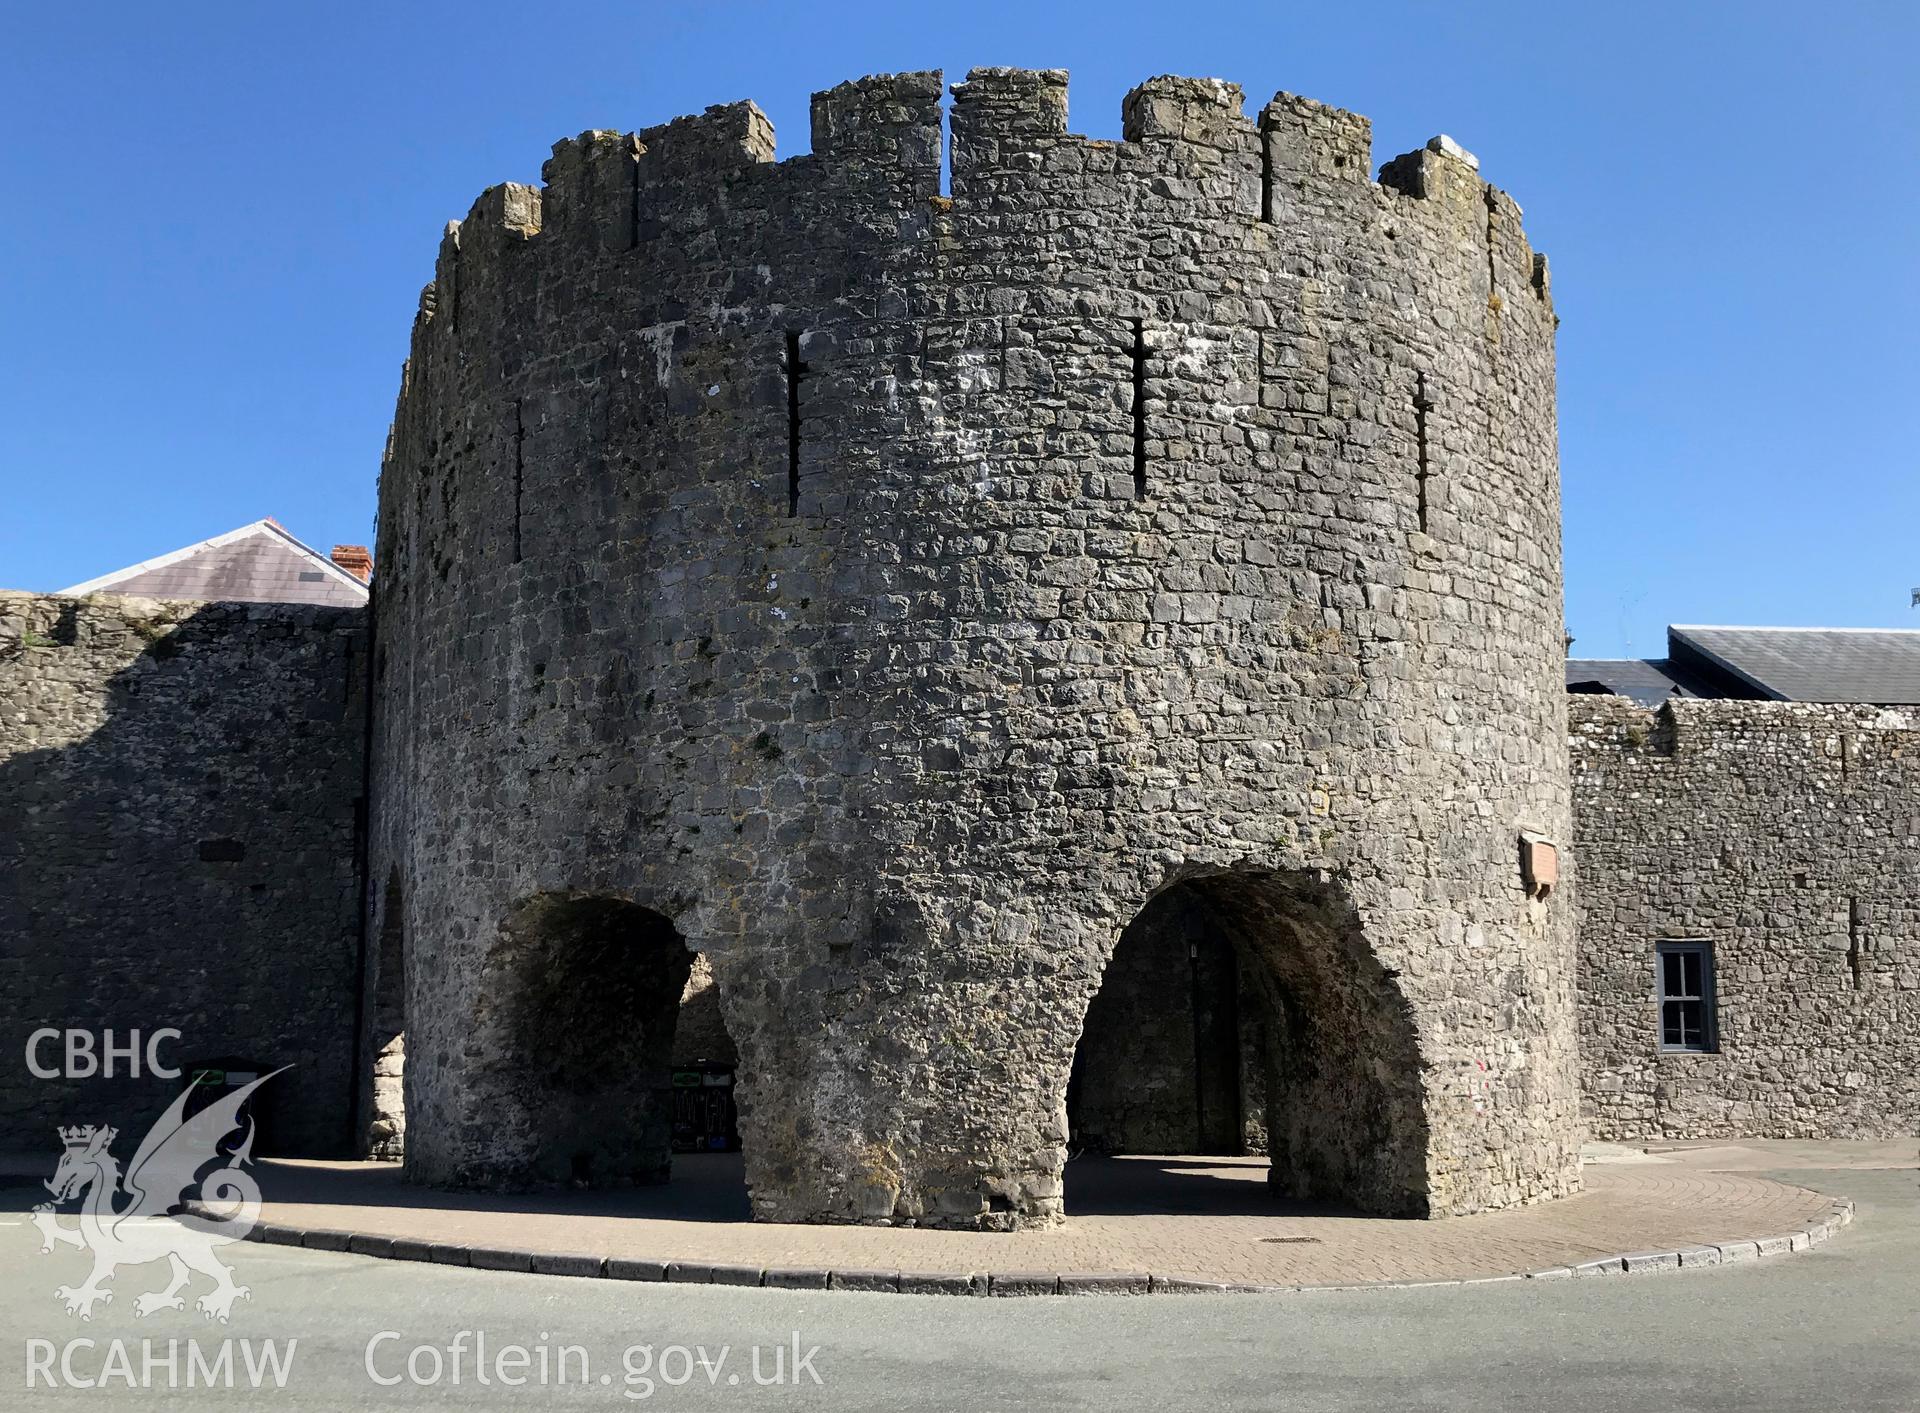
395,67,1563,412
636,101,776,173
1261,93,1371,185
949,67,1069,144
375,62,1577,1230
1121,74,1251,149
396,64,1558,568
408,68,1547,297
539,131,634,248
810,71,942,182
1379,134,1485,206
1569,694,1920,766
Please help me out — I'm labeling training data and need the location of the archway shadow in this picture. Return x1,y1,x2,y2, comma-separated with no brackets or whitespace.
176,1154,755,1224
1062,1155,1372,1220
1066,867,1430,1218
94,1152,1362,1227
435,896,753,1212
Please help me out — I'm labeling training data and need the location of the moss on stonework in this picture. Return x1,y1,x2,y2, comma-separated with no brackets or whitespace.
128,615,189,659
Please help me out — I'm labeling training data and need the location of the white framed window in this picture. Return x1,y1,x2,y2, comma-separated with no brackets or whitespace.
1656,940,1717,1053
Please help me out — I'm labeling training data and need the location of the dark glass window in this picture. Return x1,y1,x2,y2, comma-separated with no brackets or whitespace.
1656,940,1717,1052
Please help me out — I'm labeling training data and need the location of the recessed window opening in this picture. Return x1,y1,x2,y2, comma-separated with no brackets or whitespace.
1656,940,1717,1053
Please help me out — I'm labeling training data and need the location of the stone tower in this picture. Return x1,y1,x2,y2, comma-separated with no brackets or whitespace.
367,69,1579,1227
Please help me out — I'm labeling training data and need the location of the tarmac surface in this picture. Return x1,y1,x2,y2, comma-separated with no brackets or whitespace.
220,1142,1853,1289
3,1142,1914,1409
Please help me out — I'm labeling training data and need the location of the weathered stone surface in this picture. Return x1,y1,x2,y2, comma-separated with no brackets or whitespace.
668,1260,764,1286
1058,1271,1152,1295
1150,1276,1262,1294
368,68,1579,1228
1621,1250,1680,1273
828,1268,902,1293
605,1257,669,1282
0,590,367,1157
763,1267,830,1289
1571,696,1920,1139
1069,888,1260,1155
673,951,737,1066
898,1271,980,1295
467,1246,535,1272
988,1271,1060,1297
531,1251,607,1277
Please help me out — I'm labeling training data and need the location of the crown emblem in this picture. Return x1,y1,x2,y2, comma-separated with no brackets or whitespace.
58,1125,113,1150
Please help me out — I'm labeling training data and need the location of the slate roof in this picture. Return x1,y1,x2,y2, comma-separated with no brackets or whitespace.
59,520,370,608
1565,658,1707,708
1569,625,1920,707
1669,625,1920,705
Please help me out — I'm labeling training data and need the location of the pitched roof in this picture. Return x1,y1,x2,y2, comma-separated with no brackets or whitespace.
1565,658,1704,708
1669,625,1920,705
59,520,370,608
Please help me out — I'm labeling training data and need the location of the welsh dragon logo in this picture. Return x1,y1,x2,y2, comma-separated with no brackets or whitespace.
31,1069,283,1322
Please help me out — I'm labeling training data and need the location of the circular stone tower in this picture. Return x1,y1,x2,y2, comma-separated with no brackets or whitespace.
368,69,1579,1227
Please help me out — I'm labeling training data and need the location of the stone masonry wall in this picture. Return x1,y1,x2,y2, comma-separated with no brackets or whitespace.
1069,883,1265,1156
0,591,368,1157
1069,889,1227,1154
372,69,1579,1225
1571,695,1920,1137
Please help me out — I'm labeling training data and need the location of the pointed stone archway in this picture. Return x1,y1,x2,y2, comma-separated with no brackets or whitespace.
1068,869,1430,1216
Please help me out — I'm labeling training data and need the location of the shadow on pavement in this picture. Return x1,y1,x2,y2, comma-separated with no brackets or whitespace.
1063,1155,1371,1219
3,1153,1382,1224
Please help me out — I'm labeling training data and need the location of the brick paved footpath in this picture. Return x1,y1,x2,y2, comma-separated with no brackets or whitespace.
222,1144,1865,1293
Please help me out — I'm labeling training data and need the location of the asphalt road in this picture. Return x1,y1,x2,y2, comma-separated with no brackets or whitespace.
4,1166,1915,1411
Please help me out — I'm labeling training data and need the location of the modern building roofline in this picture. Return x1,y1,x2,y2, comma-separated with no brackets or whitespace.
1667,627,1787,701
58,518,369,599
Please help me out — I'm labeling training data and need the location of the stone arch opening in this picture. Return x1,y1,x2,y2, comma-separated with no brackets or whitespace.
488,894,694,1187
1067,869,1430,1216
669,953,743,1156
365,870,407,1160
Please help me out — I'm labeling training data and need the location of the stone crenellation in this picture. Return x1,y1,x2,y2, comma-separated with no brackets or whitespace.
9,70,1914,1236
369,67,1578,1228
1571,695,1920,1138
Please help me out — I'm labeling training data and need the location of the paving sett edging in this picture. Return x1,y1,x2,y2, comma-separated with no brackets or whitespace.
188,1199,1855,1297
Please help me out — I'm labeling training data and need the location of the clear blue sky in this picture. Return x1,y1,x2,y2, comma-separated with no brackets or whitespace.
3,2,1914,656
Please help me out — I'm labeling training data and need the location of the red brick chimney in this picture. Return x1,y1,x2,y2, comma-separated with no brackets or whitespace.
331,545,373,583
